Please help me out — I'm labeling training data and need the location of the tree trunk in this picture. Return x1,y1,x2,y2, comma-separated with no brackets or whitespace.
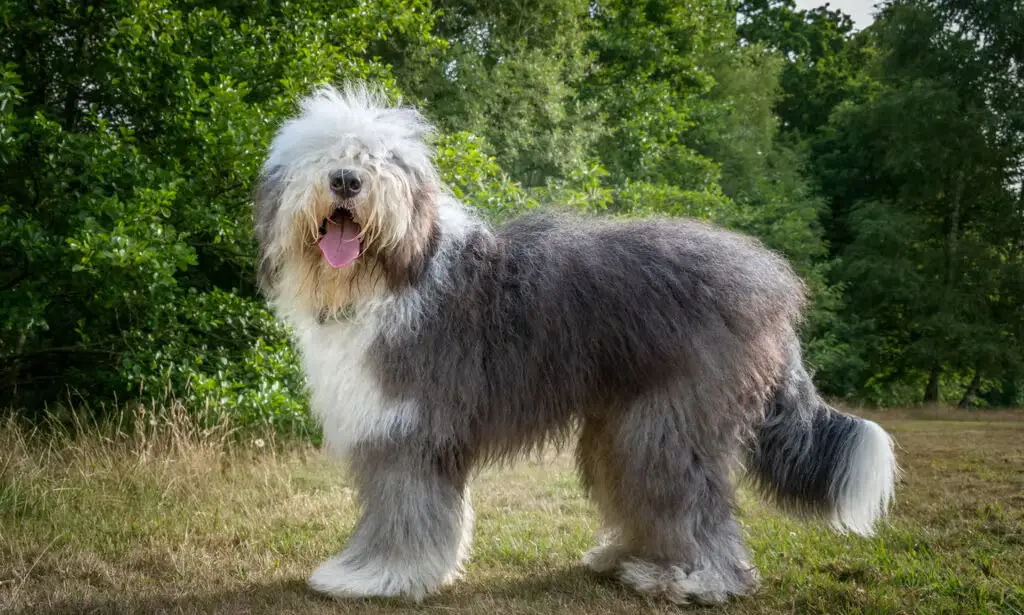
925,169,965,407
958,370,982,408
922,169,967,406
944,170,965,289
6,330,27,406
924,364,942,403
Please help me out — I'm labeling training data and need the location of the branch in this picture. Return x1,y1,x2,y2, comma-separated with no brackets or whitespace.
1,347,120,363
1,268,29,291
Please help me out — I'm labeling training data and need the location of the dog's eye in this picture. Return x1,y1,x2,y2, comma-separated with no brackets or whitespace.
389,153,410,172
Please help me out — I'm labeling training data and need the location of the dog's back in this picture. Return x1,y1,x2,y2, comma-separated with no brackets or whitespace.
372,210,803,455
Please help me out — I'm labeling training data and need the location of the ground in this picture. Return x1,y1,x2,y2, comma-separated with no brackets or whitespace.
1,408,1022,614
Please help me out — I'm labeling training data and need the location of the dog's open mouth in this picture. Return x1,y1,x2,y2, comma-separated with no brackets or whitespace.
318,208,362,268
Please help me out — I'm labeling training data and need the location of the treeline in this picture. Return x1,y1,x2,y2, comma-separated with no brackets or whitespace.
1,0,1021,424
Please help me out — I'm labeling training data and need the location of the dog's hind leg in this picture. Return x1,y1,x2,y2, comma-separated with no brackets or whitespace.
309,442,474,601
577,417,634,574
577,395,759,605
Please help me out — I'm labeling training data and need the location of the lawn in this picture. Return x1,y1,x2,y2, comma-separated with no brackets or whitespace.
1,407,1022,614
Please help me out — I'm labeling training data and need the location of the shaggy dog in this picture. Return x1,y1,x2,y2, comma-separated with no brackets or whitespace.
253,85,897,605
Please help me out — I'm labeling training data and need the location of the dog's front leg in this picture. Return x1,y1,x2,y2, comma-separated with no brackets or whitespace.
309,442,474,601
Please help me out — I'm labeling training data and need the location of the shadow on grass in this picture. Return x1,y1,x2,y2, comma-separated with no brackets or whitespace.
10,567,677,615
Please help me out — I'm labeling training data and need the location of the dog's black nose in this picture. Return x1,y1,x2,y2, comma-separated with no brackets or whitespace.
329,169,362,198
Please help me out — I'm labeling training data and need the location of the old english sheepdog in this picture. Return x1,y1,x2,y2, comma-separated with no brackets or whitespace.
254,84,897,605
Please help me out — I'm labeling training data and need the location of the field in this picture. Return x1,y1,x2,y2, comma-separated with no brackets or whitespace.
2,408,1022,614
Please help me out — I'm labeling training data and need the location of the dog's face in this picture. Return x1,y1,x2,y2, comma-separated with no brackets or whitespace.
255,86,439,316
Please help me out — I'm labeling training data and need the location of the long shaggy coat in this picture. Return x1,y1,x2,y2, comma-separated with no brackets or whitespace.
254,85,897,605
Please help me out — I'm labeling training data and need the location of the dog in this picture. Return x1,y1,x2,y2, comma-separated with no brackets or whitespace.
253,84,897,605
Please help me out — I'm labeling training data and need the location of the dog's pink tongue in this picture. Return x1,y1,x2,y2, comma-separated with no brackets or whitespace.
319,220,361,268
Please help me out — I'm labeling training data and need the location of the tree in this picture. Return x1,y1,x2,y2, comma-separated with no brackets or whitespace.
5,0,1017,415
817,0,1024,403
684,44,842,369
389,0,602,189
582,0,732,197
737,0,876,139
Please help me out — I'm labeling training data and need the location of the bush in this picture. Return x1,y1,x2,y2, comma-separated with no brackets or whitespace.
0,0,442,421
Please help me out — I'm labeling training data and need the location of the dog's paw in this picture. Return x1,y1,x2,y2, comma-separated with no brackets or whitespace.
617,558,760,605
582,543,628,574
309,551,461,601
309,555,416,600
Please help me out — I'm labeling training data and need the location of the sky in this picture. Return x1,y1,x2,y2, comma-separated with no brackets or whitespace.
794,0,880,30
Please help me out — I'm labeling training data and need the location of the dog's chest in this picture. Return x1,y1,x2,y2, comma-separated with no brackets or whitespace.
297,314,415,454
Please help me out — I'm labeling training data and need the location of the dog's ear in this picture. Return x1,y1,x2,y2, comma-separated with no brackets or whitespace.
412,179,438,218
253,165,285,293
380,180,439,291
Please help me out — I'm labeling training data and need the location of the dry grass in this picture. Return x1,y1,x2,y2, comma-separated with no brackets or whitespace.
1,407,1022,614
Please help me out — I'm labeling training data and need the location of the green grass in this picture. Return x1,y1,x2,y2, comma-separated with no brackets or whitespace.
1,407,1022,614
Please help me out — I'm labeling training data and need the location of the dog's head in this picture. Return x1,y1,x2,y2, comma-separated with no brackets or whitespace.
255,85,439,316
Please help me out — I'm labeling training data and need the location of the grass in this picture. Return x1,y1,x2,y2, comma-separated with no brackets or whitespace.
1,406,1022,614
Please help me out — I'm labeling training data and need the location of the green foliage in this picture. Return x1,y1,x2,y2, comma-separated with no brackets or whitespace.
583,0,731,191
802,0,1023,402
0,0,441,425
395,0,602,188
738,0,1024,404
120,288,308,431
738,0,877,138
433,132,539,221
2,0,1021,418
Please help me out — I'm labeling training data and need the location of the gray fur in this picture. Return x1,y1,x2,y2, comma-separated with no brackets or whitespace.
371,212,803,462
309,442,473,599
749,343,893,526
253,164,285,291
349,210,800,603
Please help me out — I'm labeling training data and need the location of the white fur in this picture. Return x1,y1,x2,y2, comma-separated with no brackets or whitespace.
258,85,898,606
266,86,433,175
456,490,476,569
582,542,629,574
256,86,491,602
264,127,484,458
309,491,475,601
258,85,462,454
586,532,756,605
309,551,441,601
435,195,482,245
617,559,743,606
259,85,441,318
292,310,418,457
832,419,898,536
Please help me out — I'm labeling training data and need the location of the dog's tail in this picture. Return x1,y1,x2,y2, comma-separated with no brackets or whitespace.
747,343,897,536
